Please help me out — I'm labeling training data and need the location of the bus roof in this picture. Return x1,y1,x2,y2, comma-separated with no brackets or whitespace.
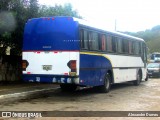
27,16,144,42
73,17,144,42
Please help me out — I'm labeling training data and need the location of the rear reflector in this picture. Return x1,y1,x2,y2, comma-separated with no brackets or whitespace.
64,73,68,75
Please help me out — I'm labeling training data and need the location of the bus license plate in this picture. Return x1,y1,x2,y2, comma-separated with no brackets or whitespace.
43,65,52,71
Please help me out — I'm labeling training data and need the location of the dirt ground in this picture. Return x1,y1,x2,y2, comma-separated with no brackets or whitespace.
0,78,160,120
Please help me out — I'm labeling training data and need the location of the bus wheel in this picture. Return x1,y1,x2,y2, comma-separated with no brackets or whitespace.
133,72,141,86
60,84,77,92
99,73,111,93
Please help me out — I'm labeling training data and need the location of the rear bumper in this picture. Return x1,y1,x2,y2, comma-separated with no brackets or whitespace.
22,74,79,84
148,72,160,77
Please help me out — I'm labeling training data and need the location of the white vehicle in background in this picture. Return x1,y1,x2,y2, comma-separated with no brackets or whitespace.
150,52,160,62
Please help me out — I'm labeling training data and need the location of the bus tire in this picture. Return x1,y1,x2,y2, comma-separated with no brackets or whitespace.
60,84,77,92
133,71,141,86
99,73,111,93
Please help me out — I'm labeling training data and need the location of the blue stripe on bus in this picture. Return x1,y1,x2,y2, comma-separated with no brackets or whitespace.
79,53,112,86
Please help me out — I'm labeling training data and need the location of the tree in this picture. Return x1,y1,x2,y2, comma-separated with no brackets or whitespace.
0,1,82,55
123,25,160,53
39,3,82,18
0,0,39,55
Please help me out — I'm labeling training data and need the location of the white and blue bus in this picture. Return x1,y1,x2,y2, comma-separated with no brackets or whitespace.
22,16,148,92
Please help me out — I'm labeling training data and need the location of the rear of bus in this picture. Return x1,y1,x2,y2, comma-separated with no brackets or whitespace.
22,17,80,89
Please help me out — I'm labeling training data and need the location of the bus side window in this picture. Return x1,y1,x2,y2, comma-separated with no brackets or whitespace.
112,37,117,53
80,29,88,49
117,38,123,53
122,39,129,53
144,44,148,67
141,42,144,62
132,41,135,54
101,34,106,51
83,30,88,49
89,32,93,50
92,32,99,50
129,41,133,54
140,43,142,55
80,29,84,48
122,39,125,53
134,42,140,55
106,35,112,52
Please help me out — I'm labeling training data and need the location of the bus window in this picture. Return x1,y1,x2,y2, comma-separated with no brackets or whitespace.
122,39,129,53
89,32,99,50
141,42,144,62
106,35,112,52
80,29,88,49
80,29,83,48
117,38,123,53
139,42,142,55
112,37,117,52
83,30,88,49
92,32,99,50
101,34,106,51
132,41,135,54
129,41,133,54
144,44,148,67
89,32,93,50
134,42,140,55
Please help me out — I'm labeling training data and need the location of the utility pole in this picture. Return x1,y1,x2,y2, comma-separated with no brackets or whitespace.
115,19,117,31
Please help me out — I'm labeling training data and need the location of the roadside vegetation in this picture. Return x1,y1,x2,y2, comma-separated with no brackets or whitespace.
123,25,160,54
0,0,81,55
0,0,159,55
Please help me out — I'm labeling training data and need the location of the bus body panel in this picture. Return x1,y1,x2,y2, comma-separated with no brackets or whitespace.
79,53,147,85
107,54,145,83
23,51,79,75
79,53,112,86
23,17,79,51
22,51,80,83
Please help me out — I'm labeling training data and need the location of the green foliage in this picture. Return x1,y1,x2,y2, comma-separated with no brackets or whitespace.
147,38,160,53
39,3,82,18
123,25,160,54
0,0,81,55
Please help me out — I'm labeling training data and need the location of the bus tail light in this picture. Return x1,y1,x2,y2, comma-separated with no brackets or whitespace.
67,60,77,72
22,60,29,71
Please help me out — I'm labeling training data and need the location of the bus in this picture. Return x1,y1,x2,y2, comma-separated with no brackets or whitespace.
22,16,148,93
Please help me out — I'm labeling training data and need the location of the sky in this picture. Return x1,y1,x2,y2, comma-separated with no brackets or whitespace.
38,0,160,32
